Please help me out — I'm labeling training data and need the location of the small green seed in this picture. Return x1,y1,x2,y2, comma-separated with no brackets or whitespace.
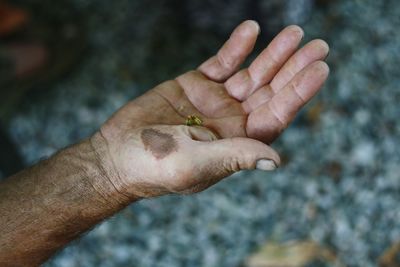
186,115,203,126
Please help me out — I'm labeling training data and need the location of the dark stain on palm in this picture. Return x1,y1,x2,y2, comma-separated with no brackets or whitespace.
141,128,178,159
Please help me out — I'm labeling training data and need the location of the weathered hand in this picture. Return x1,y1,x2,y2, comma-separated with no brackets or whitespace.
95,21,329,199
0,21,330,265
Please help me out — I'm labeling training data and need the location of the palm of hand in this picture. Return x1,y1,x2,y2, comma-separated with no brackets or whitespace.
110,21,329,144
130,72,247,139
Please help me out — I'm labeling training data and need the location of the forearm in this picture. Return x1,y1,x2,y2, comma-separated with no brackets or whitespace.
0,133,133,267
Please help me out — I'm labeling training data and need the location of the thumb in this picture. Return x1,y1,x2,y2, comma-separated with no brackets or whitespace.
195,137,280,179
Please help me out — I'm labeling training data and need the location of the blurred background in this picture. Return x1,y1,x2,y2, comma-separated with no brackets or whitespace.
0,0,399,266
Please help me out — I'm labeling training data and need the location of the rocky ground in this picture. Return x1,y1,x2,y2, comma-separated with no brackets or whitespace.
3,0,400,266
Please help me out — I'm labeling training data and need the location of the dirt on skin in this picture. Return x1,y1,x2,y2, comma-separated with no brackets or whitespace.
140,128,178,159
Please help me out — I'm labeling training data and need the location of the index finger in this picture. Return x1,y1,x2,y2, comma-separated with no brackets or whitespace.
198,20,260,82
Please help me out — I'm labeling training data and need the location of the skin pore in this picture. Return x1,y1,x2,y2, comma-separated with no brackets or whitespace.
141,128,178,159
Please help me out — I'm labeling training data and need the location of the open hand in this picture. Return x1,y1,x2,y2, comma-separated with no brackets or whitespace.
94,21,329,199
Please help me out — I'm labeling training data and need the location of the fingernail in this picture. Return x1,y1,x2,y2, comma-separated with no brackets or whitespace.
256,159,277,171
289,25,304,41
246,20,260,35
325,50,330,60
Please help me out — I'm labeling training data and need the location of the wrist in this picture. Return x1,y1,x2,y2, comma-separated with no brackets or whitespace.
88,131,140,204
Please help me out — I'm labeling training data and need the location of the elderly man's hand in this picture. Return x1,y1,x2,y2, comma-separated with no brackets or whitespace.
94,21,329,199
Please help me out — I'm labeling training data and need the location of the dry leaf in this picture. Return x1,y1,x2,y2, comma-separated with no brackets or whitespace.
379,242,400,267
244,240,345,267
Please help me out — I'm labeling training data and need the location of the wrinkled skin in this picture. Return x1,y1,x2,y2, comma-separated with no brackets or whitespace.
95,21,330,199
